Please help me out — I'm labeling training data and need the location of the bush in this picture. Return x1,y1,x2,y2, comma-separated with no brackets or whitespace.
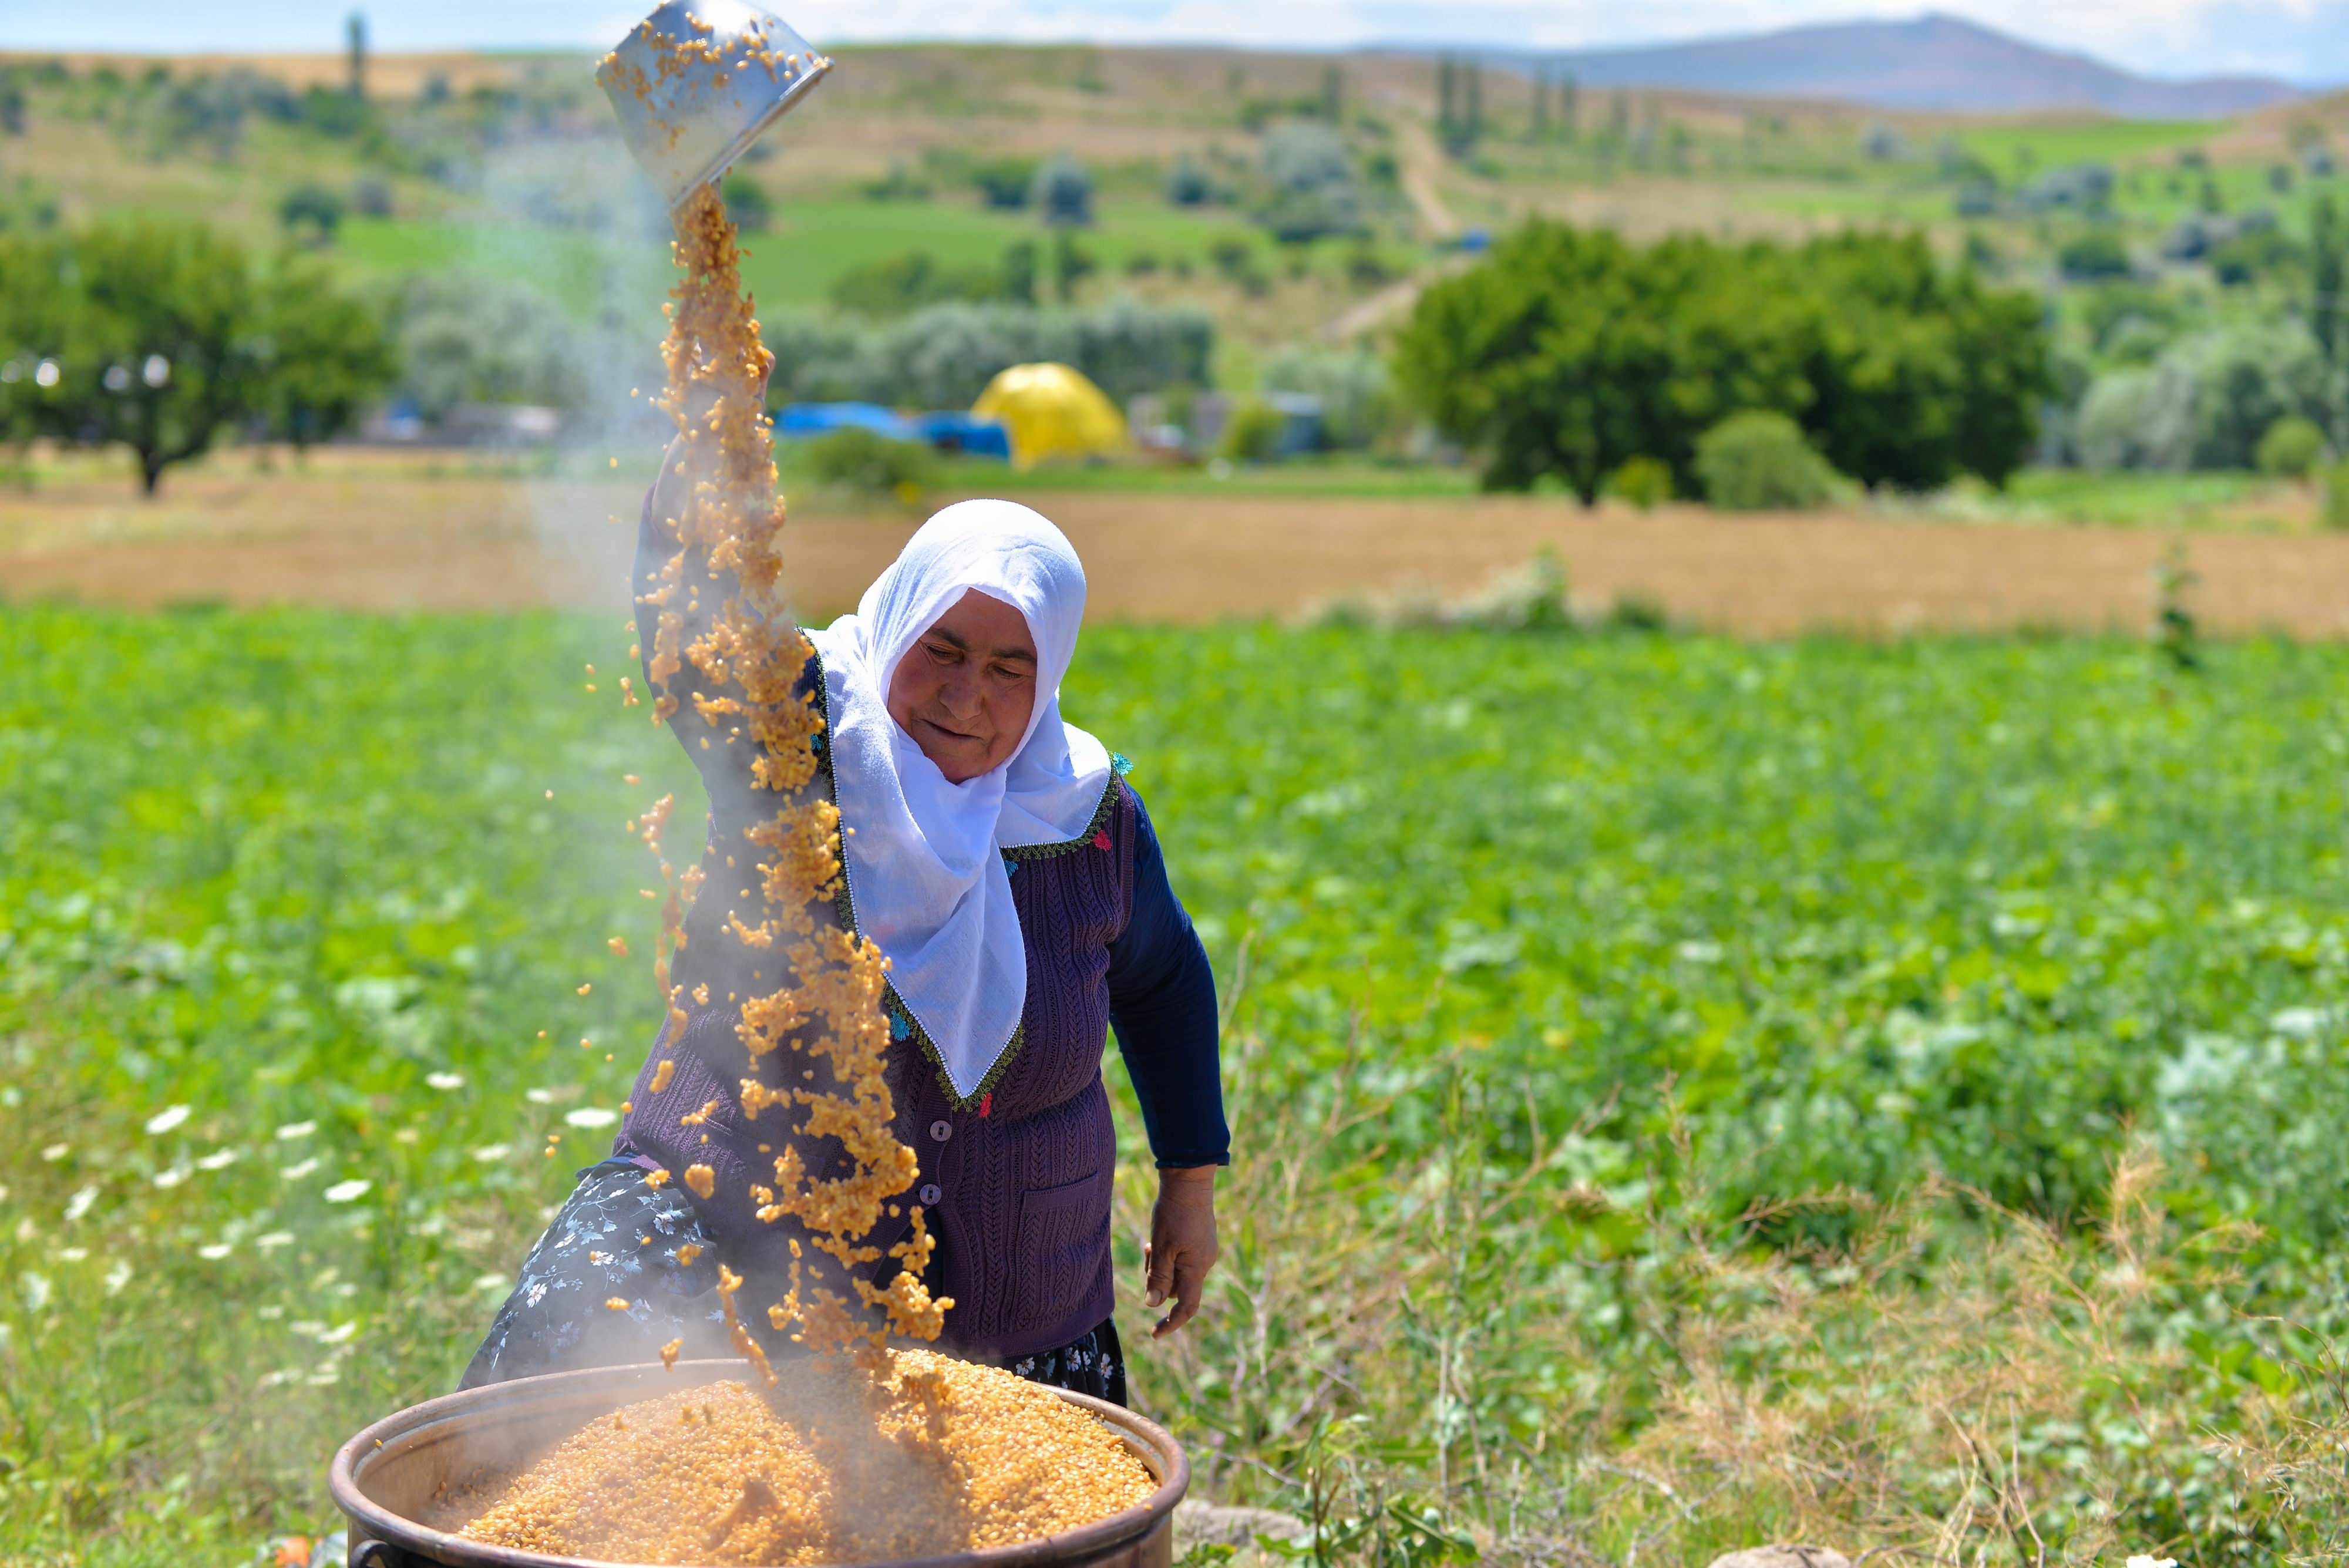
1162,154,1216,207
2257,415,2327,479
793,427,938,499
1219,398,1287,463
2075,325,2331,472
1258,123,1363,242
1604,455,1675,509
1694,411,1852,511
278,181,344,240
1029,156,1093,227
2058,229,2131,280
967,156,1038,211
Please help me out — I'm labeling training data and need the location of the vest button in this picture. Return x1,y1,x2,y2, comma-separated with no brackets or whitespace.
929,1119,953,1143
918,1183,943,1207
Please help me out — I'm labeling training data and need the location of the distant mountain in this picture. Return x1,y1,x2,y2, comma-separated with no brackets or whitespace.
1443,13,2302,118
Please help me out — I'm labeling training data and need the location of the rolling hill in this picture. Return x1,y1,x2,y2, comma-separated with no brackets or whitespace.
1445,12,2303,117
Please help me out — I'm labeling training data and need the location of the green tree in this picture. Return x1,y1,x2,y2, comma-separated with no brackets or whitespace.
1392,221,2047,500
0,220,395,493
2311,192,2344,370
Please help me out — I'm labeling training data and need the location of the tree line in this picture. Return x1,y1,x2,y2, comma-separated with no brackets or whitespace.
1395,221,2051,502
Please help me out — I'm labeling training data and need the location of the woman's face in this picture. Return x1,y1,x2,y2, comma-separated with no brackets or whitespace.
886,588,1039,784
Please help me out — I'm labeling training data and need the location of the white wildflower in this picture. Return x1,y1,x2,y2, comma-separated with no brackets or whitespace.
103,1261,132,1296
275,1121,317,1141
40,1143,69,1162
143,1105,191,1135
316,1321,359,1345
524,1087,558,1105
280,1158,319,1181
254,1230,295,1250
58,1247,88,1262
425,1071,465,1091
471,1143,511,1163
153,1165,190,1190
63,1185,97,1223
564,1107,618,1129
323,1179,371,1204
474,1273,512,1294
198,1243,232,1260
260,1368,301,1387
23,1273,51,1311
196,1149,238,1171
2125,1558,2179,1568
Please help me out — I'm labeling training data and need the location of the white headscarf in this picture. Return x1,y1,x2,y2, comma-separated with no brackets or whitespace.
810,500,1113,1099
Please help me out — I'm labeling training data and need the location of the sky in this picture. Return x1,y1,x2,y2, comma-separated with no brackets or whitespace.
4,0,2345,86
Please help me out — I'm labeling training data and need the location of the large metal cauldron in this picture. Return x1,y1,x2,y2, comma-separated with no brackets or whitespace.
329,1359,1188,1568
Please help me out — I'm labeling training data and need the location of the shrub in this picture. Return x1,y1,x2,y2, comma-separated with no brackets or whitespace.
1219,398,1287,463
1694,412,1852,511
1258,123,1363,243
1604,455,1675,509
2257,416,2327,478
278,181,344,240
2058,228,2131,280
2077,326,2330,472
968,156,1038,210
1162,154,1216,207
794,427,938,500
1029,156,1093,227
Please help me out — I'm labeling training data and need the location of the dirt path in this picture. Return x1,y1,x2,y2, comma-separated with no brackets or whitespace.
1389,115,1460,243
6,461,2348,637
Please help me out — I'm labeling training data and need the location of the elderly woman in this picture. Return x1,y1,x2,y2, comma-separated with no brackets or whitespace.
462,433,1226,1405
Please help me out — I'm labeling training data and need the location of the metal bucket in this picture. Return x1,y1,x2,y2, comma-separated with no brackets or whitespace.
328,1358,1188,1568
597,1,832,211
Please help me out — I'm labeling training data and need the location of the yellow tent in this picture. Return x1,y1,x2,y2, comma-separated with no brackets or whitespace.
972,362,1126,470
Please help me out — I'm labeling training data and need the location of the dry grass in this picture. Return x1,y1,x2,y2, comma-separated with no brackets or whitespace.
8,448,2349,637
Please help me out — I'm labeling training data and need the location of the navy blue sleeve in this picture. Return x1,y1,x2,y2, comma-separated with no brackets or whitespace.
1106,785,1230,1168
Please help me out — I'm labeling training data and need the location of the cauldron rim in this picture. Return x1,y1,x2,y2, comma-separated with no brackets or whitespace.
328,1357,1190,1568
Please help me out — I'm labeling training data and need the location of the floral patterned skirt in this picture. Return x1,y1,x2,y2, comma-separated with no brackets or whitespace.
462,1158,1125,1407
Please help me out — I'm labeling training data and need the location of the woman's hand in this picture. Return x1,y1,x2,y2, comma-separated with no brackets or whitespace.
1143,1165,1219,1339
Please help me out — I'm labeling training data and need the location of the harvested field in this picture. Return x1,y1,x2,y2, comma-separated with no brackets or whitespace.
6,451,2349,636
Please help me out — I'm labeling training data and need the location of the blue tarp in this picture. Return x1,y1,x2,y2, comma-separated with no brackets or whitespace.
776,403,1011,462
908,411,1012,462
775,402,914,439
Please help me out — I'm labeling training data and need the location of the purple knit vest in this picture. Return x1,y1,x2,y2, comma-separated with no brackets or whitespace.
618,651,1134,1362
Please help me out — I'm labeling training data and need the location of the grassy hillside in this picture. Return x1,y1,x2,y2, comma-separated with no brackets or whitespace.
5,43,2342,363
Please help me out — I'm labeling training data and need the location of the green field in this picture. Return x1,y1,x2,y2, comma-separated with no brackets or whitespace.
6,606,2349,1564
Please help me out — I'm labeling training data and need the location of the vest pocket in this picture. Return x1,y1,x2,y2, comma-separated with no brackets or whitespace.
1011,1167,1112,1335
